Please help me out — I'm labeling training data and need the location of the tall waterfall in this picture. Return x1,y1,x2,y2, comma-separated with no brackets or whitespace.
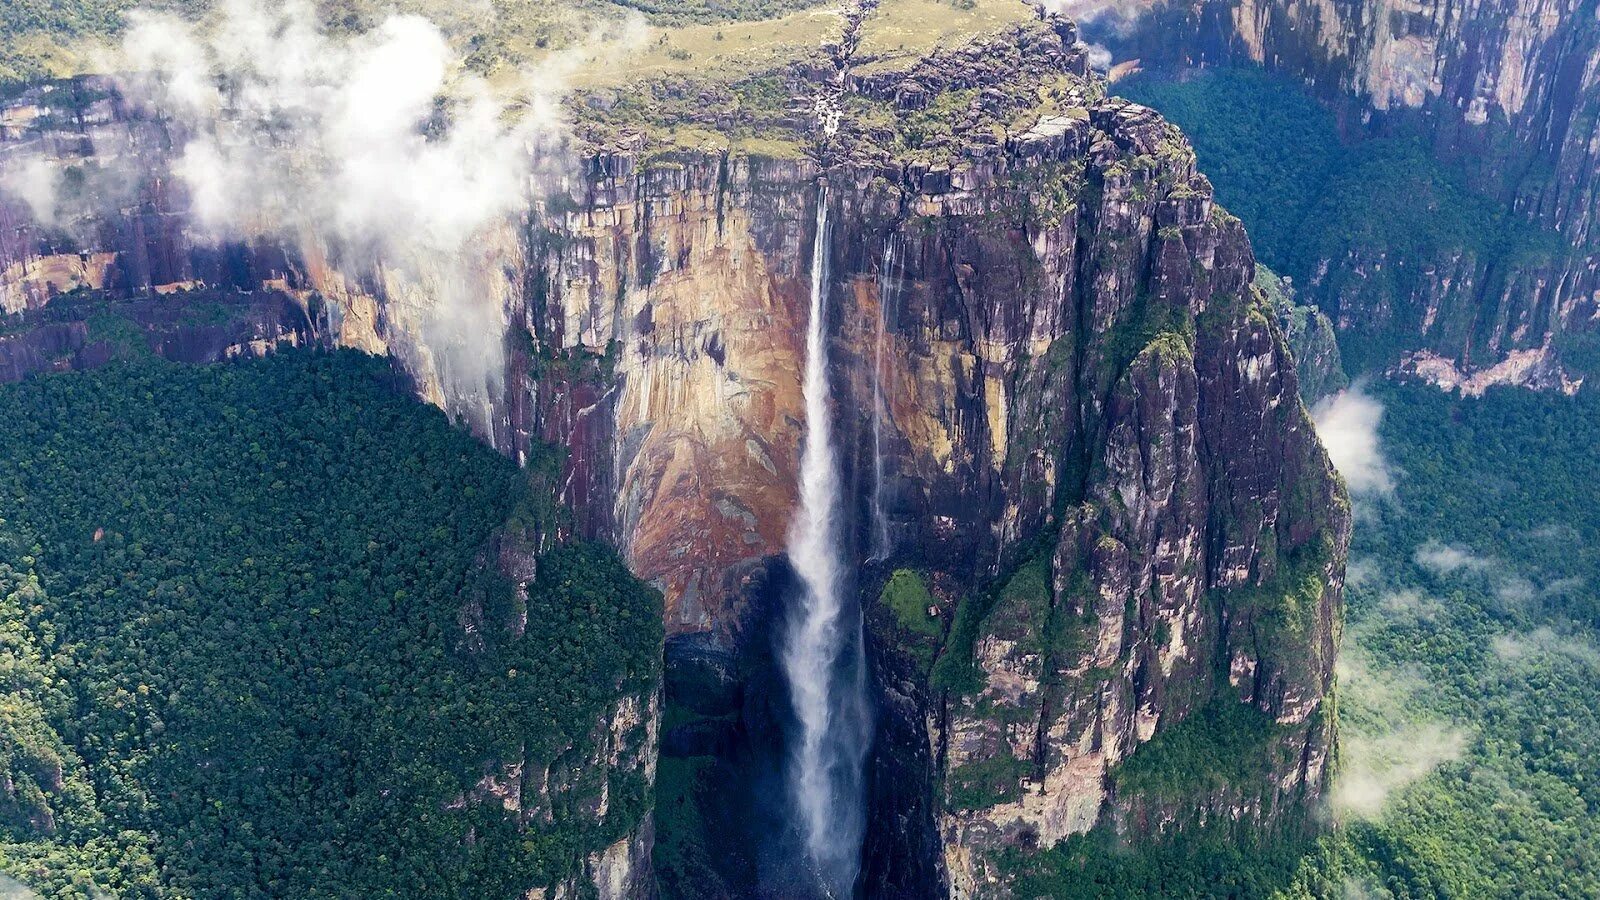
781,192,873,897
868,238,897,562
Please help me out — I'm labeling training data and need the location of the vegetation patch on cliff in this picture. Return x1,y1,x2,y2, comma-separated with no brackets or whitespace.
930,550,1054,696
1111,695,1282,801
945,754,1034,811
876,569,944,673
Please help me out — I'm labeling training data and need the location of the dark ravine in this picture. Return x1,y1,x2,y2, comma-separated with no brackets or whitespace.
1113,0,1600,393
0,12,1348,898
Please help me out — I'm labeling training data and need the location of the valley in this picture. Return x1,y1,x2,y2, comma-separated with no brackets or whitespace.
0,0,1596,897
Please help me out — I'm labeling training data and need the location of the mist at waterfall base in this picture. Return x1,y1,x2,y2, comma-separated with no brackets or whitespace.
778,196,875,897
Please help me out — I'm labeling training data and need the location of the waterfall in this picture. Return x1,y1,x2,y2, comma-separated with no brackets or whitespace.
868,238,897,562
781,191,872,897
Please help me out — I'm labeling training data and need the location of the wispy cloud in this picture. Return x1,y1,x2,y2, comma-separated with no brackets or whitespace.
1313,385,1394,497
0,873,42,900
1492,626,1600,668
1033,0,1155,70
107,0,580,429
1413,541,1486,576
1333,649,1469,820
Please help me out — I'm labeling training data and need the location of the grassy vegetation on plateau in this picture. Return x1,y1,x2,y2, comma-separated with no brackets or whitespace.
1,0,1028,88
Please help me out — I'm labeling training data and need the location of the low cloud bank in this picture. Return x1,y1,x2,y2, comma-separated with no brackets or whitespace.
1313,386,1395,497
1413,541,1486,576
1493,626,1600,668
0,874,41,900
1333,649,1469,820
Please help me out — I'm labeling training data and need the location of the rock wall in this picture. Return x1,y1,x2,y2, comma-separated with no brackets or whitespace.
1120,0,1600,390
0,16,1348,896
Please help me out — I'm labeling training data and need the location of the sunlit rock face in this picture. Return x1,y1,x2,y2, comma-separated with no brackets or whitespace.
1119,0,1600,391
530,152,817,638
0,17,1348,896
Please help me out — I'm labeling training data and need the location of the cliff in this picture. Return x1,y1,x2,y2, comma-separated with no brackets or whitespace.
1120,0,1600,393
0,12,1347,897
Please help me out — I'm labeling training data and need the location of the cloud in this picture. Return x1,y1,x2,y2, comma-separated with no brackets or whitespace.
1493,575,1537,610
1,123,146,242
1335,722,1467,819
1036,0,1154,37
1346,557,1378,589
0,874,41,900
1411,539,1573,613
0,156,63,227
1312,386,1394,497
1333,649,1469,820
1378,587,1445,623
1413,541,1486,577
1340,877,1384,900
1033,0,1155,70
1492,627,1600,668
109,0,580,436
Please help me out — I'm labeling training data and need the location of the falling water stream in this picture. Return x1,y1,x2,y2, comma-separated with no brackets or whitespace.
781,191,872,897
868,238,897,562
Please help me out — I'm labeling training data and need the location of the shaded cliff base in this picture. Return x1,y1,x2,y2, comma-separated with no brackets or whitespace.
0,288,317,383
654,557,877,900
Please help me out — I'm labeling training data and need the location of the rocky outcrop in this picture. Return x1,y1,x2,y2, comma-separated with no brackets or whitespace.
869,101,1348,895
1120,0,1600,389
0,14,1347,896
1257,265,1348,404
0,290,315,382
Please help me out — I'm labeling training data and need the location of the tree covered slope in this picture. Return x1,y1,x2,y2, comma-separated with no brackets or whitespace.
0,351,660,899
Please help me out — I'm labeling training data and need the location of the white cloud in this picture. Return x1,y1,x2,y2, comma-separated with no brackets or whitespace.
1334,649,1469,820
1378,587,1444,623
1335,722,1467,819
1411,539,1573,612
109,0,591,435
0,156,63,227
1034,0,1154,70
1346,557,1378,589
1413,541,1486,576
1313,386,1394,497
1492,627,1600,668
0,873,41,900
1493,576,1537,610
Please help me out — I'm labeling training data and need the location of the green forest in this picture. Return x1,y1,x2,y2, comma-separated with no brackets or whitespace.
1278,382,1600,898
0,351,660,899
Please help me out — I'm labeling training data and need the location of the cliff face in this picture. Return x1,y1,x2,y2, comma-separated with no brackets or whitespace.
1121,0,1600,391
0,15,1347,896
